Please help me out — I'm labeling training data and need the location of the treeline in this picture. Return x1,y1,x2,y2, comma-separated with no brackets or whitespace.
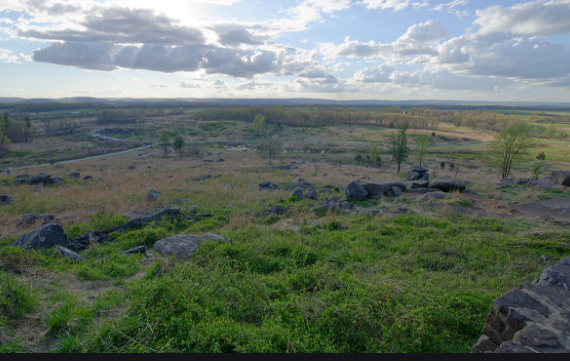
13,102,113,113
0,112,34,144
96,108,184,125
195,106,438,130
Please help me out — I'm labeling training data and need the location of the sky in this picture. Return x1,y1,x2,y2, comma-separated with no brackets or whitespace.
0,0,570,102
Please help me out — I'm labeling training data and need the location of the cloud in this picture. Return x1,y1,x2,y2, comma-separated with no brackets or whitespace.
360,0,429,11
320,20,446,61
18,7,205,45
474,0,570,36
0,48,23,64
354,64,394,83
180,81,201,88
306,0,352,13
432,34,570,81
213,23,268,47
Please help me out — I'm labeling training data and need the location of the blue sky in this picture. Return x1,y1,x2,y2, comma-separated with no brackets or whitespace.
0,0,570,102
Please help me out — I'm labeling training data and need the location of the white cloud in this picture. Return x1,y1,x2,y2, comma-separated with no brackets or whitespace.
306,0,352,13
475,0,570,36
354,64,394,83
360,0,429,11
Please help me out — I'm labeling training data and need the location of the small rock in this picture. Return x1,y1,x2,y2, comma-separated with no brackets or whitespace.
217,158,226,163
17,214,55,228
146,189,161,203
69,172,80,179
416,192,449,203
51,177,64,185
305,189,318,200
84,175,93,181
231,184,236,189
51,246,86,262
154,234,227,258
291,187,305,199
0,195,12,205
259,181,280,190
129,166,136,170
187,206,202,214
121,246,147,256
540,255,549,263
395,205,408,214
6,168,12,176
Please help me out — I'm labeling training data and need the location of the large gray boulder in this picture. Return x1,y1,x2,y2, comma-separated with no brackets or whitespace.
154,234,227,258
364,182,407,197
552,171,570,186
27,173,51,185
11,223,69,250
429,178,466,193
472,257,570,353
346,181,368,201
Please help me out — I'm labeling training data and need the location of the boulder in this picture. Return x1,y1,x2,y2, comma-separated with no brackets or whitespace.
472,257,570,353
363,182,407,197
346,181,369,201
407,172,421,181
415,192,449,203
154,234,227,258
0,195,12,205
6,168,12,176
11,223,69,250
115,208,181,232
429,178,467,193
411,166,429,173
84,175,93,181
69,172,81,179
392,186,403,197
305,189,319,200
146,189,161,203
552,171,570,187
291,187,305,199
260,181,280,190
17,214,55,228
27,173,51,185
51,246,86,262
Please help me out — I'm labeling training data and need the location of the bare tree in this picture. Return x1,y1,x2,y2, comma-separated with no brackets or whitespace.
490,123,533,180
258,138,283,166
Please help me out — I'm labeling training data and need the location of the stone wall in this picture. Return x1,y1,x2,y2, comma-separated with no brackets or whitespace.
472,257,570,353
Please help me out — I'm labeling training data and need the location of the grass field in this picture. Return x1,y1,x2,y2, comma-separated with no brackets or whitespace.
1,107,570,353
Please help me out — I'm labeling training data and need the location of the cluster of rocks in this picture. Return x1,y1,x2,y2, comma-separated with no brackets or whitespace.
7,172,93,186
10,223,85,262
498,171,570,191
472,257,570,353
346,166,467,202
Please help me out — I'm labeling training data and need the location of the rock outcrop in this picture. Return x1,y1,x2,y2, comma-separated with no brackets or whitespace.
407,166,430,182
154,234,227,258
429,178,467,193
11,223,69,250
472,257,570,353
346,181,368,201
552,171,570,187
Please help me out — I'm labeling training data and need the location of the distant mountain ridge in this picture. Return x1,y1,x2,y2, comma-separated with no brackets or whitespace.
1,97,570,109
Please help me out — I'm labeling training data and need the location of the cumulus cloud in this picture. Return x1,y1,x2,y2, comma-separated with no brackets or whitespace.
354,64,394,83
431,34,570,81
474,0,570,36
320,20,446,61
213,24,269,47
306,0,353,13
180,81,201,89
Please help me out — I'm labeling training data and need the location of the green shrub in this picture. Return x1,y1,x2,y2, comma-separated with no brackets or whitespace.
0,272,36,321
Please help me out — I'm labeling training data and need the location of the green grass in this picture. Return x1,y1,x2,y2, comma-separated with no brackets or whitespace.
1,210,568,353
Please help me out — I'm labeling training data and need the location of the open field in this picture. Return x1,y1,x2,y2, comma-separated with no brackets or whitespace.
1,104,570,353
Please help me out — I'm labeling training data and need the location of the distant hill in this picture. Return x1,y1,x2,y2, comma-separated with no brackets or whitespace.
1,97,570,110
